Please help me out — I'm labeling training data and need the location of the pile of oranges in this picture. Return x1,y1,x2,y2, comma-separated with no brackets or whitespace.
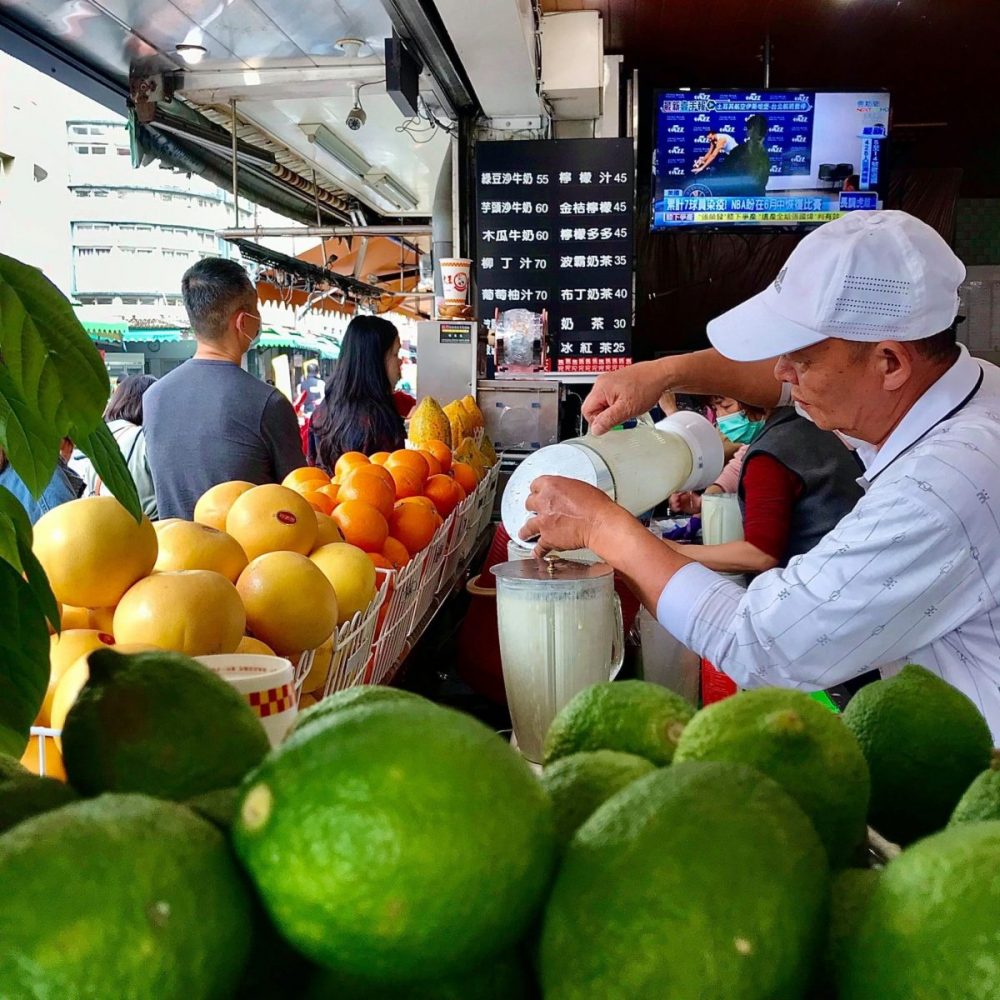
283,441,483,572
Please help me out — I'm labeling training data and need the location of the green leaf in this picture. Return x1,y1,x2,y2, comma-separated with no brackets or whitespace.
0,559,49,758
0,252,110,494
0,487,60,634
74,420,142,521
0,365,60,496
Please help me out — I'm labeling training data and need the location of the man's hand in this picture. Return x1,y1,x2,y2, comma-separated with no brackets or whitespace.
582,360,672,436
520,476,622,557
669,491,702,515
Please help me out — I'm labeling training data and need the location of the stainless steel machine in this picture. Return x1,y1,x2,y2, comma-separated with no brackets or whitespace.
415,319,477,403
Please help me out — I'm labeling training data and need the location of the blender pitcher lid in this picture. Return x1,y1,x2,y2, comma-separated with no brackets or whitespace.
491,557,615,582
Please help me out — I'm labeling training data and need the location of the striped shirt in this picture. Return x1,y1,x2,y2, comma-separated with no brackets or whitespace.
658,345,1000,739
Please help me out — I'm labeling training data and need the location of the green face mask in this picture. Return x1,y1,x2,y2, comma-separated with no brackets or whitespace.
717,411,765,445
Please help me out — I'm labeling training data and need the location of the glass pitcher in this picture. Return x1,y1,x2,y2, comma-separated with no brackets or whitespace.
492,558,624,764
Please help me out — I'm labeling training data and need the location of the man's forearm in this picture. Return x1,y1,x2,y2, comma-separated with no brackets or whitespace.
589,508,692,611
656,349,782,407
678,540,778,575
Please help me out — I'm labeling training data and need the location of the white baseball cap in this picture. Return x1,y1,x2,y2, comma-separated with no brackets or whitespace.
707,210,967,362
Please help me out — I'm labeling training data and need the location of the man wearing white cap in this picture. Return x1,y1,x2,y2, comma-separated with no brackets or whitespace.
523,211,1000,738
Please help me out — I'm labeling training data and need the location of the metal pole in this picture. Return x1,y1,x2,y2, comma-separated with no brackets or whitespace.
312,169,328,269
216,225,434,239
763,33,771,89
230,98,239,226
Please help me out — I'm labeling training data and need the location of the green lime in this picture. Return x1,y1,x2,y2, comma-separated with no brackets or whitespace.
543,681,695,766
233,699,555,985
842,664,993,843
290,684,422,736
62,648,270,801
674,688,870,866
949,761,1000,826
539,761,829,999
840,821,1000,1000
0,793,253,996
0,775,77,836
540,750,655,847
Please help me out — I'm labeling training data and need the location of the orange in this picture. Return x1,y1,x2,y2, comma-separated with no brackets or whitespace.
346,463,395,492
425,440,452,474
398,495,436,511
282,467,330,492
301,490,335,516
225,484,318,560
382,537,411,569
368,552,393,570
370,451,390,466
113,570,246,656
193,481,255,531
153,519,248,583
32,496,158,609
418,450,443,478
452,462,479,495
311,543,378,624
389,465,426,500
332,500,390,553
20,735,66,781
334,451,370,480
237,635,276,656
390,503,443,554
237,552,339,656
318,482,341,504
39,629,116,727
386,449,430,481
314,511,345,549
424,474,464,519
338,467,396,519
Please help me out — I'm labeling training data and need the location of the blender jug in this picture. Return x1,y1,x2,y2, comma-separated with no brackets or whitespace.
492,558,624,764
501,410,723,540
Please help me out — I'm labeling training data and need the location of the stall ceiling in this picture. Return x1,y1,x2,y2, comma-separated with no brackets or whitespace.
0,0,452,214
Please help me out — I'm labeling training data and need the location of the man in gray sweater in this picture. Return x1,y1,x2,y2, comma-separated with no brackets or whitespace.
144,257,306,519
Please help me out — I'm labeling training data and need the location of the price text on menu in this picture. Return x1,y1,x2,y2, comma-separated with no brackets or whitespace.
474,138,635,373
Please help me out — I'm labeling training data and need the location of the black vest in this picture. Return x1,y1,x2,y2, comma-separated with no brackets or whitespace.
737,408,864,565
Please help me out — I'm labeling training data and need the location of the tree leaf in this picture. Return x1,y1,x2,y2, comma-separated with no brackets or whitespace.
0,487,60,634
0,559,49,758
73,420,142,521
0,365,60,496
0,253,110,495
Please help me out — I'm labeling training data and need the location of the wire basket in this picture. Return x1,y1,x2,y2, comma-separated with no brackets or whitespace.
409,517,451,631
365,555,426,685
437,493,478,598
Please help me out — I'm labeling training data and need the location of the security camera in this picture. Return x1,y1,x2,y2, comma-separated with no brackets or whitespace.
346,103,367,131
346,83,366,131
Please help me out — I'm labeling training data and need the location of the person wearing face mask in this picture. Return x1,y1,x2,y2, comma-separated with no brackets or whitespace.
143,257,306,519
673,399,863,576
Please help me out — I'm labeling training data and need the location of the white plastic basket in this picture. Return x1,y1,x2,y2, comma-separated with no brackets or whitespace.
24,726,61,778
316,573,390,697
437,493,478,598
409,517,451,631
366,555,425,685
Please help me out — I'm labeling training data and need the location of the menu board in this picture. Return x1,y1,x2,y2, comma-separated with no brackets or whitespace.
474,138,635,374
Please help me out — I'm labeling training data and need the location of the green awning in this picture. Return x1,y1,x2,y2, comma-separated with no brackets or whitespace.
124,328,186,343
255,329,330,355
81,320,126,345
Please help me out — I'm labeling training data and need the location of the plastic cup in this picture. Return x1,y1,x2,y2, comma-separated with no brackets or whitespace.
439,258,472,303
195,654,297,746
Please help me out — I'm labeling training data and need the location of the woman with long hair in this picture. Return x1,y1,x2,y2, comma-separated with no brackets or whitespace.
310,316,405,472
73,374,159,518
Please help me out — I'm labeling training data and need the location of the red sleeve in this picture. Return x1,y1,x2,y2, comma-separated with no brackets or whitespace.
394,391,416,418
740,453,804,563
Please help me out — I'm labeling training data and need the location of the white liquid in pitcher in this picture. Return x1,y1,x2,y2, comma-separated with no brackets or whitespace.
497,585,616,764
577,426,693,515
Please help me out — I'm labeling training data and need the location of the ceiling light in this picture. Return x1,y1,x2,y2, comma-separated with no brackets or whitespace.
299,123,372,177
174,43,208,65
365,170,418,211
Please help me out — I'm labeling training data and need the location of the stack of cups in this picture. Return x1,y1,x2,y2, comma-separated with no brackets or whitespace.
437,258,472,318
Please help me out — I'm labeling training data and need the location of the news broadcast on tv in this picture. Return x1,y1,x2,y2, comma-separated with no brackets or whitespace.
651,90,890,229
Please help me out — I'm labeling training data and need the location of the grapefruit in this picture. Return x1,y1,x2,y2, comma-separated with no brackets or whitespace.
193,481,255,531
39,630,116,727
313,511,344,549
236,636,277,657
114,571,246,656
226,484,318,560
310,543,377,624
236,552,339,657
153,520,248,583
32,497,157,608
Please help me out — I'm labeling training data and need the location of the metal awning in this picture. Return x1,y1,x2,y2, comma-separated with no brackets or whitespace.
80,320,126,345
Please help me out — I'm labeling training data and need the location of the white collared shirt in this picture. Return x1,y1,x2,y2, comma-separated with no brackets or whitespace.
658,345,1000,739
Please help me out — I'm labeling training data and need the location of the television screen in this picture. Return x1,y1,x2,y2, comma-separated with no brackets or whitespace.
651,90,890,230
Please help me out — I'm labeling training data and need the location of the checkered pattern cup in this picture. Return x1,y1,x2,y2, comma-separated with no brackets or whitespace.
195,654,297,746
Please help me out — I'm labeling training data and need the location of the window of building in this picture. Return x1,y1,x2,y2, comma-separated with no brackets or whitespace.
91,189,109,198
76,223,111,234
77,247,111,257
116,146,129,157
